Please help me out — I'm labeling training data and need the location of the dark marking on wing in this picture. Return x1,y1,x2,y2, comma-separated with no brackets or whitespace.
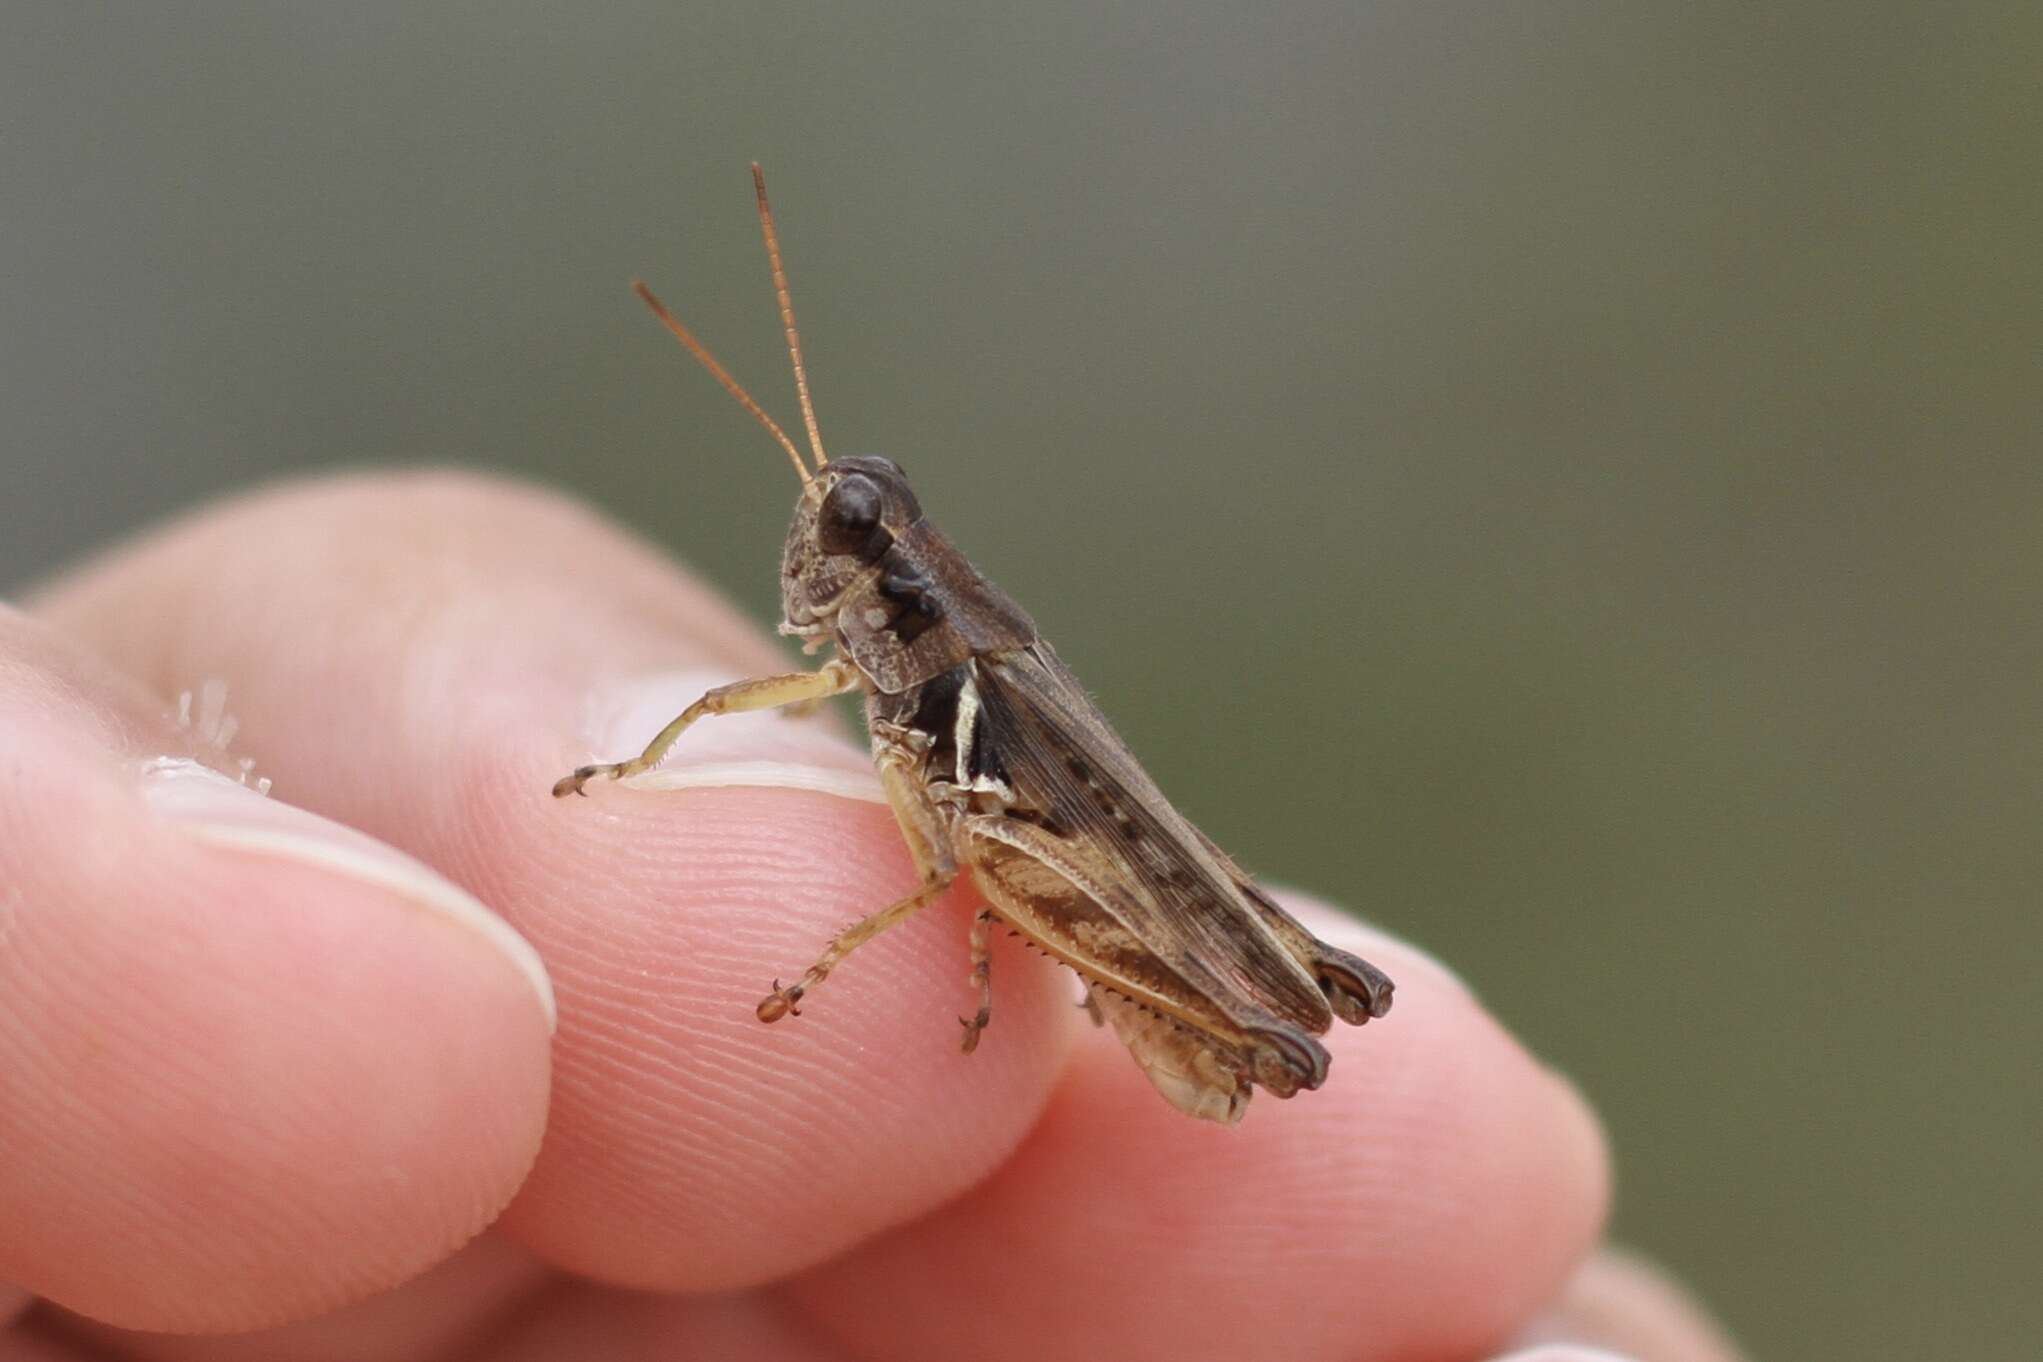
1200,837,1396,1025
972,643,1332,1032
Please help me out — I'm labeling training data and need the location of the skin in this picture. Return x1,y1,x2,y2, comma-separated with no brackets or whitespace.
0,471,1742,1362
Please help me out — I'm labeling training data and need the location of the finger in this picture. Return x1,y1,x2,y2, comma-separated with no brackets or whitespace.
1508,1247,1746,1362
31,471,1078,1292
0,610,553,1333
47,1234,548,1362
787,904,1610,1362
484,1281,849,1362
0,1327,91,1362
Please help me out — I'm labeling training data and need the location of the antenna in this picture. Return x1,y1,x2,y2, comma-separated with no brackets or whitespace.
751,163,828,470
632,280,812,485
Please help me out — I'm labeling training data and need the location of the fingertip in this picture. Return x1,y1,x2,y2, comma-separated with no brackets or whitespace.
1542,1065,1616,1269
1514,1247,1747,1362
142,758,557,1031
0,764,554,1331
793,896,1611,1362
0,617,562,1332
1257,896,1616,1301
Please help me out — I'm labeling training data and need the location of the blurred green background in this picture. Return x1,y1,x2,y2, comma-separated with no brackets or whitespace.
5,4,2036,1357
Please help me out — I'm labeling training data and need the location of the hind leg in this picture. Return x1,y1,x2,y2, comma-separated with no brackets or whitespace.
756,871,956,1021
959,909,997,1053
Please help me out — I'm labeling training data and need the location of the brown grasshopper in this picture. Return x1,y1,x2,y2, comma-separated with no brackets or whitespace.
556,166,1392,1122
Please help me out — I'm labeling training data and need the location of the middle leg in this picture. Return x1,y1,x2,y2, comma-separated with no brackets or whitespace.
755,731,966,1025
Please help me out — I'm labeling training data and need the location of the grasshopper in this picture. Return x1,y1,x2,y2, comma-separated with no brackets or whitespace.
556,166,1392,1123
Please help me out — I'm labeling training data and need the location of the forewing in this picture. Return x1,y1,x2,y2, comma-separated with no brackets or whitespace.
973,643,1331,1032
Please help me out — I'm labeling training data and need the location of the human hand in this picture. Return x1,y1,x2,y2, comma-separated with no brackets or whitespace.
1,473,1740,1361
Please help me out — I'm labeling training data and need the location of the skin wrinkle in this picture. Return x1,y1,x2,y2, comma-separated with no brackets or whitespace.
4,1322,92,1362
562,884,1060,1151
466,750,1076,1287
527,879,1068,1284
478,1280,851,1362
13,800,242,1285
46,1235,553,1362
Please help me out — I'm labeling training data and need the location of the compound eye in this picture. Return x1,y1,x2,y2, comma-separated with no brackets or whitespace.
818,473,885,557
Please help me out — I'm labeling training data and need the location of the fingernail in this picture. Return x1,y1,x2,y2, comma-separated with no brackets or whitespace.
140,758,557,1031
578,669,883,802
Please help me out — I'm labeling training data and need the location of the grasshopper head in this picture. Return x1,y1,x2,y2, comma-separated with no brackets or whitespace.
779,456,924,636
